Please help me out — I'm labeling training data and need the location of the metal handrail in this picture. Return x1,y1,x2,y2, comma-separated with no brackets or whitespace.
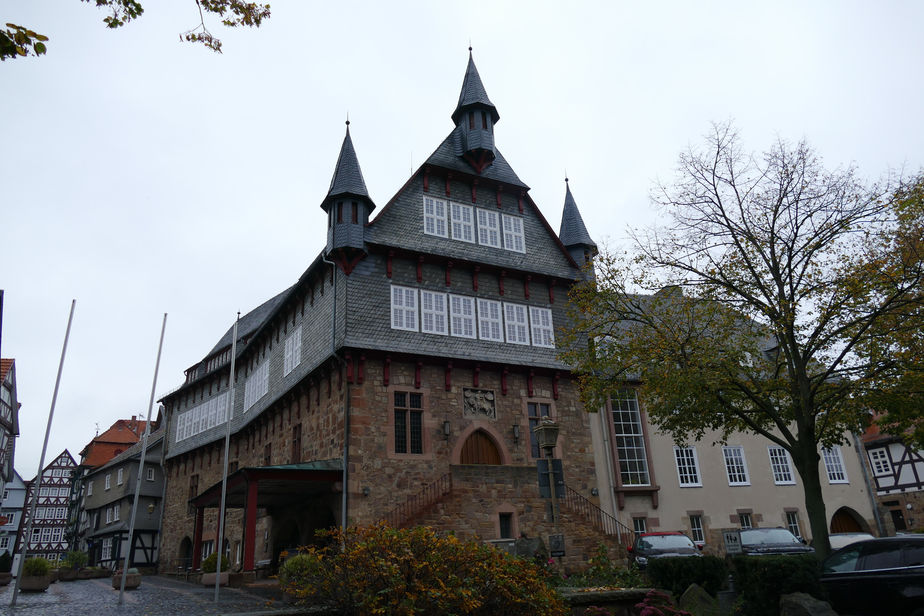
561,484,634,548
383,473,452,528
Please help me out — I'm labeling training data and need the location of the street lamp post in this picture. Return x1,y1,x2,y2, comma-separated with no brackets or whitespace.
533,416,562,554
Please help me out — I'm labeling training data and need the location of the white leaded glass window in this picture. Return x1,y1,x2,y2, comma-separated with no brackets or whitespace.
117,468,123,485
786,511,801,537
868,449,892,476
391,285,418,332
243,361,269,412
529,307,555,348
105,474,111,490
674,446,701,487
283,328,302,376
101,538,112,561
450,203,475,243
51,527,63,542
449,295,476,338
723,446,750,486
477,299,503,342
690,515,705,543
503,303,530,345
423,196,448,237
106,508,112,524
113,505,120,521
420,290,448,335
501,214,525,253
41,527,51,542
739,512,753,529
611,389,650,486
822,447,848,483
476,208,500,248
768,446,796,485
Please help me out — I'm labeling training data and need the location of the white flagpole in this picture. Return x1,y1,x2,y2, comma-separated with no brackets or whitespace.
10,299,76,607
118,313,167,605
215,313,240,603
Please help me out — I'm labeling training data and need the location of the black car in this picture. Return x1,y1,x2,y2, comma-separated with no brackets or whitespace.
627,531,702,569
739,527,814,556
821,535,924,616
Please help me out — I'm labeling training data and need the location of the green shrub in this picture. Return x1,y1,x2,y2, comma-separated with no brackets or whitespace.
0,551,12,573
731,554,823,616
22,557,51,577
558,543,645,589
62,550,88,569
280,523,567,616
633,589,692,616
200,553,230,573
646,555,728,597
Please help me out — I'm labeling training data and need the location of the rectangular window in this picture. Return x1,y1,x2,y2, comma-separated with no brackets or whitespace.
101,538,112,561
674,446,701,487
420,290,448,335
0,537,8,550
176,392,230,441
501,214,525,253
499,513,513,539
477,299,503,342
822,447,848,483
391,285,418,332
690,515,705,543
283,328,302,376
106,508,112,524
394,391,423,455
477,208,500,248
87,481,93,496
244,361,269,412
450,202,475,243
113,505,120,522
869,449,892,476
633,517,647,536
527,402,552,458
449,295,476,338
611,390,650,486
146,468,155,481
423,196,448,237
786,511,801,537
768,446,795,485
117,468,123,485
503,303,530,345
529,306,555,348
105,474,111,490
723,446,750,486
739,512,753,529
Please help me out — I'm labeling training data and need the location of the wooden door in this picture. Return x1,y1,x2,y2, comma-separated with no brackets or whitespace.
460,431,501,465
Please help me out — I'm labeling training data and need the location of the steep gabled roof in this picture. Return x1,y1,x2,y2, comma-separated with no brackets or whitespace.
423,129,527,188
325,123,371,203
559,181,597,250
0,359,13,383
80,418,148,468
208,286,294,357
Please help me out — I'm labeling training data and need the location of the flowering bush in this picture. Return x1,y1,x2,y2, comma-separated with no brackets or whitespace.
278,524,567,616
634,590,691,616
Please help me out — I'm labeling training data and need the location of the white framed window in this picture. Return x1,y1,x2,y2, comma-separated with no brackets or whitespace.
450,202,475,243
117,468,123,485
633,517,647,536
51,527,63,542
739,512,753,529
0,537,9,550
101,538,112,561
690,514,705,543
423,196,448,237
390,285,418,332
420,290,448,335
41,527,52,542
105,474,111,490
868,448,892,476
56,507,66,519
501,214,525,253
244,361,269,412
673,446,701,487
529,306,555,348
722,446,750,486
146,468,155,481
786,511,801,537
283,328,302,376
106,508,112,524
503,303,530,345
113,505,120,522
477,299,503,342
611,389,651,486
449,295,476,339
768,446,796,485
822,447,848,483
87,481,93,496
176,392,229,442
476,208,500,248
39,487,49,496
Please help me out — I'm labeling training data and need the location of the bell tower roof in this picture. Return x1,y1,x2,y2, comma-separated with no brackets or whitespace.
558,179,597,252
451,50,499,125
325,121,371,204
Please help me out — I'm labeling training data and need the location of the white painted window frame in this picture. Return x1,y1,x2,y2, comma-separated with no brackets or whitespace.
420,290,448,335
390,285,419,332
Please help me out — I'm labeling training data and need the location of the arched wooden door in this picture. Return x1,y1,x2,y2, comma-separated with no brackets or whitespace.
460,430,502,464
830,507,864,533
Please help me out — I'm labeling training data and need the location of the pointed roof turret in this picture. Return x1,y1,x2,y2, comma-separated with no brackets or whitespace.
559,179,597,270
451,49,499,125
325,121,370,202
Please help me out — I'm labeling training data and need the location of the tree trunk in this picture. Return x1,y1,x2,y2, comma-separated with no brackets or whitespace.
793,447,831,559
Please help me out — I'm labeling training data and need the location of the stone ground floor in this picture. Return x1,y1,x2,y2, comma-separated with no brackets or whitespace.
1,575,305,616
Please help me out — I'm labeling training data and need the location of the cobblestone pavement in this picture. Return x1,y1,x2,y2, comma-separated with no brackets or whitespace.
0,576,307,616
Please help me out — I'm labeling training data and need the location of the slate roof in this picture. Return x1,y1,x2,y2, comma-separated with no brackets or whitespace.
452,51,499,124
325,123,372,206
423,128,527,188
559,181,597,250
208,286,294,357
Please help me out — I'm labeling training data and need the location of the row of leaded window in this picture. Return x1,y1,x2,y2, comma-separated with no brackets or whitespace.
392,285,555,348
423,197,525,253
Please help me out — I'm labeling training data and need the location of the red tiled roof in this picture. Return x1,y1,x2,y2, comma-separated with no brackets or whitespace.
79,417,148,468
1,358,13,382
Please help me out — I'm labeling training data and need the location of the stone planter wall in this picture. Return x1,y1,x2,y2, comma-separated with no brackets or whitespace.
201,571,229,587
19,575,52,592
112,572,142,589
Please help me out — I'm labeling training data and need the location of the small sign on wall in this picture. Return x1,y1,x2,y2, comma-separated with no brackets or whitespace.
549,533,565,557
723,529,742,555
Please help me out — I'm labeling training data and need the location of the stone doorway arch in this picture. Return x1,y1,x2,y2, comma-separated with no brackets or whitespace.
460,429,502,464
830,506,870,533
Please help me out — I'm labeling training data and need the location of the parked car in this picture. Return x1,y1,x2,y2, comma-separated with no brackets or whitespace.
821,535,924,616
627,531,702,569
739,527,814,556
828,532,876,551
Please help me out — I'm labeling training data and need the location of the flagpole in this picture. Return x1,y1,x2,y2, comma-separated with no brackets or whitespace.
215,313,239,602
10,299,76,607
118,313,167,604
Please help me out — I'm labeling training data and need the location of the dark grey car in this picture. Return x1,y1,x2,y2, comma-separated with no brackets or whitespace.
627,532,702,569
739,527,814,556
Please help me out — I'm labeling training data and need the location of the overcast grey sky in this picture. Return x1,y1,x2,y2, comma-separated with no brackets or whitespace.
3,1,923,479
